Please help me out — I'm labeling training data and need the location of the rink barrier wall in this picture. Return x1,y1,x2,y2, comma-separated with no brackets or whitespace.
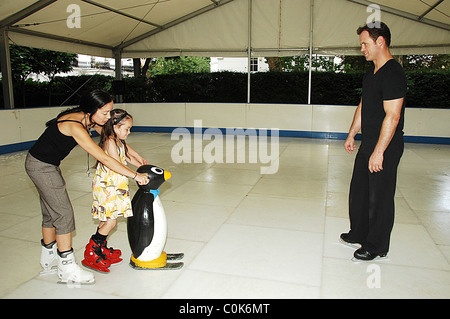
1,103,449,155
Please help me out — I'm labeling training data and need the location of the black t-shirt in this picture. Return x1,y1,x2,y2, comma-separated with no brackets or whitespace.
361,59,407,145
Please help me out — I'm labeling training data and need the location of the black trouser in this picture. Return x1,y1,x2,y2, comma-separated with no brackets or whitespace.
347,137,404,254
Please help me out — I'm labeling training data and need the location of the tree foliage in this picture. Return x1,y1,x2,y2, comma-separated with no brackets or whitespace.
1,46,448,108
6,45,77,82
3,45,77,105
266,54,450,73
133,56,210,77
265,56,339,72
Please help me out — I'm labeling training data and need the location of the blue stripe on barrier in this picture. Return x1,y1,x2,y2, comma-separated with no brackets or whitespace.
2,127,448,155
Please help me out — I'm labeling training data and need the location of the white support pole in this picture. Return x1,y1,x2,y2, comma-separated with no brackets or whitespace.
307,0,314,105
0,30,14,108
114,49,123,103
247,0,252,104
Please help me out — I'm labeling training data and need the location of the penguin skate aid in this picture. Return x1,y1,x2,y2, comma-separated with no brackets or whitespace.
128,165,184,270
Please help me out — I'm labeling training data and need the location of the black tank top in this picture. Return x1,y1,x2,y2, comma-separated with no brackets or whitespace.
29,120,84,166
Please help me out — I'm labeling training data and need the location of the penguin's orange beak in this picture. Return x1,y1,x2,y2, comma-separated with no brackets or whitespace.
164,170,171,181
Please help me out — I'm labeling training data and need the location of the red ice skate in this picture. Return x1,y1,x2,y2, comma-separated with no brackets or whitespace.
82,238,111,273
101,242,123,265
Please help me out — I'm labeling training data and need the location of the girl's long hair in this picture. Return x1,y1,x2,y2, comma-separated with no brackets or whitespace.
96,109,133,170
46,89,112,127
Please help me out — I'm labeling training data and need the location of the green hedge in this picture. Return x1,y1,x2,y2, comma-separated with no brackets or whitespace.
1,71,448,108
405,72,450,108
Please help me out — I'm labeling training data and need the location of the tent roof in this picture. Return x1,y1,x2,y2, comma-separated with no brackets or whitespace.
1,0,450,58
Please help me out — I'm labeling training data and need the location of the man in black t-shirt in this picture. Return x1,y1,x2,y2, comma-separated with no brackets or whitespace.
340,22,407,261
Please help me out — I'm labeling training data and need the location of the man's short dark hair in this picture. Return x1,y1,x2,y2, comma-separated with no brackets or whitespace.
357,22,391,47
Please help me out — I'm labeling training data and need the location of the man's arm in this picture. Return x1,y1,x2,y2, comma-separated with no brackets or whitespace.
344,98,362,154
368,97,404,173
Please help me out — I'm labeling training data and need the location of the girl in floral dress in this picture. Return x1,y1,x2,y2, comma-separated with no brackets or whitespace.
82,109,148,273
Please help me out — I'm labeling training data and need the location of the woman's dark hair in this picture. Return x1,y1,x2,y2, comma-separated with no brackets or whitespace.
357,21,391,47
45,89,112,127
96,109,133,170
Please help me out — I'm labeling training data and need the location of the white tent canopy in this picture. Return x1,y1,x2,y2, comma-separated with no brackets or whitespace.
2,0,449,57
1,0,449,107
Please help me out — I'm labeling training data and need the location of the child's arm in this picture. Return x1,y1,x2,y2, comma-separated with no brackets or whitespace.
105,139,145,178
126,155,144,168
104,138,122,163
126,143,148,167
68,124,148,185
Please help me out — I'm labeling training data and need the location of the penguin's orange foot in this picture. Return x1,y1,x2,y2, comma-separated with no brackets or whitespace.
130,251,167,269
129,252,183,270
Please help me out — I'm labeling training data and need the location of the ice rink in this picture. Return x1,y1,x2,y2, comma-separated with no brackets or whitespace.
1,132,449,299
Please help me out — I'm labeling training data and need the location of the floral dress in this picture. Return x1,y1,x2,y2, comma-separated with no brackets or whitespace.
91,144,132,221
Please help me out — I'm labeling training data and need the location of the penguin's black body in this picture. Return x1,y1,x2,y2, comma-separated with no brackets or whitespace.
127,165,183,269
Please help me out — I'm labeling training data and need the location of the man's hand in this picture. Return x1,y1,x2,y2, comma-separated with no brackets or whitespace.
369,151,383,173
344,136,357,154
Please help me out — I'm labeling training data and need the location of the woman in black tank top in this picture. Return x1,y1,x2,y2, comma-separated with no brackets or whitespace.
25,89,149,284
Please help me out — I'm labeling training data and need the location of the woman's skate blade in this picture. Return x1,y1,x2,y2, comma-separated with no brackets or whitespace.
40,268,57,276
57,278,95,286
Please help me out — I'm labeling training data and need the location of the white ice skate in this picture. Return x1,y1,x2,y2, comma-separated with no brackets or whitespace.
40,240,58,275
57,250,95,285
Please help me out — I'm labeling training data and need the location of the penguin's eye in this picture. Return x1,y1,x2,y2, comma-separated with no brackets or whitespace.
151,167,164,175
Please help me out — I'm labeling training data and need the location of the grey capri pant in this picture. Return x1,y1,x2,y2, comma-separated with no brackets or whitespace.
25,152,75,235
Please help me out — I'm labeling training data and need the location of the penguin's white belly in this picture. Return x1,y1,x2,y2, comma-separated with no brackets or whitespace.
136,196,167,261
